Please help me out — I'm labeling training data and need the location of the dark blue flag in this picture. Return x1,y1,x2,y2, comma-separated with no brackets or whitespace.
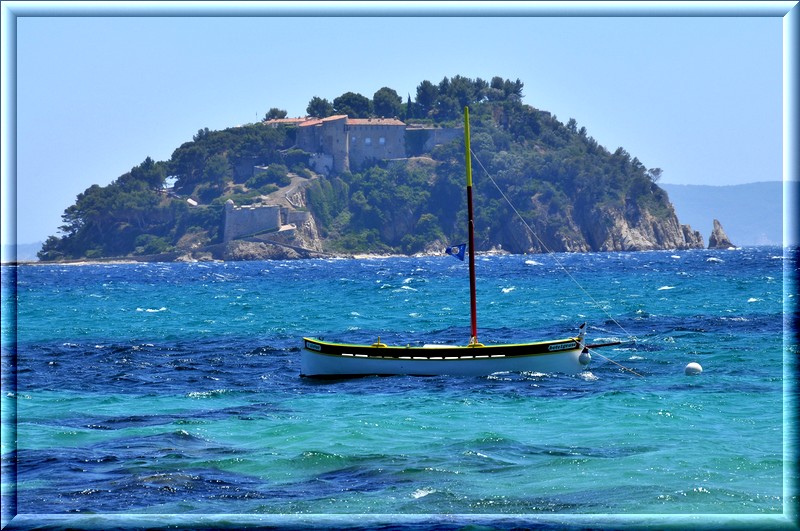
445,243,467,261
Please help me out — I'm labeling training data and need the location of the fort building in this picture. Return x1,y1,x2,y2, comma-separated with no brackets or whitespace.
223,199,316,245
224,200,281,242
265,115,460,175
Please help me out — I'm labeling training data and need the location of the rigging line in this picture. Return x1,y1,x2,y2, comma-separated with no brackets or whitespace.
469,149,637,344
587,347,644,378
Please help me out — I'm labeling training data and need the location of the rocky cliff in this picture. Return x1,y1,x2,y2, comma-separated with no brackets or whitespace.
582,205,704,252
708,218,736,249
483,195,704,253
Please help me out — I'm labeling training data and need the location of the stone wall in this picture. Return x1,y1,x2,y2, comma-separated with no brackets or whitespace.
296,116,349,173
404,126,462,155
346,120,406,170
420,127,462,152
309,153,334,176
223,200,281,242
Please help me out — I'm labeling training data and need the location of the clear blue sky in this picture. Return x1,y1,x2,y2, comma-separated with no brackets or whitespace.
2,1,793,245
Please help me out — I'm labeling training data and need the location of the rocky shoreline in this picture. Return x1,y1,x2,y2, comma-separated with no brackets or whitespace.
6,215,744,267
8,238,753,268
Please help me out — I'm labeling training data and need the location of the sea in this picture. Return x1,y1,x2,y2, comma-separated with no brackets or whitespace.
1,246,798,530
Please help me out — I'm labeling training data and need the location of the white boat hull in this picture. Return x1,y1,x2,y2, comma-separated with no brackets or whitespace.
300,336,589,378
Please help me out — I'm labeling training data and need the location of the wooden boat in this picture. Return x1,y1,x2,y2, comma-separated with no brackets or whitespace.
301,107,619,378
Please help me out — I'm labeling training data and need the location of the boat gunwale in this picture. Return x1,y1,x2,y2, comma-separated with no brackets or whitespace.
302,336,580,349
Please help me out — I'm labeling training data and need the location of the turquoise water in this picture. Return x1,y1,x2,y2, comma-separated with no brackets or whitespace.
1,247,796,529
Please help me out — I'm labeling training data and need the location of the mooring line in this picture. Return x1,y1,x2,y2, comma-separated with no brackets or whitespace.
587,347,644,377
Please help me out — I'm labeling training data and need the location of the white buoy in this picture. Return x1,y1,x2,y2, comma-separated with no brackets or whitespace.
685,362,703,375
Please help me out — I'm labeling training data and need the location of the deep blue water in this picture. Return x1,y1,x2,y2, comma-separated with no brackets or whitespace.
1,247,797,529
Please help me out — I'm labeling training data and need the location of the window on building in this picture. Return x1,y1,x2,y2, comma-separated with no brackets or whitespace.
379,137,386,145
365,137,372,145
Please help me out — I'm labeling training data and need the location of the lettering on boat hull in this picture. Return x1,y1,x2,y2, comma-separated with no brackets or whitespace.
548,341,577,352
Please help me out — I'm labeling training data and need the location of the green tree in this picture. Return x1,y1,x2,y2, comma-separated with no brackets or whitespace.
306,96,334,117
37,235,65,261
333,92,372,118
372,87,403,118
59,184,112,240
264,108,288,120
194,127,211,141
434,95,460,121
133,234,172,256
129,157,166,189
415,80,438,118
170,143,207,191
566,118,578,133
647,167,663,183
247,163,290,189
203,154,232,185
488,76,524,101
448,75,479,109
506,78,524,100
305,176,350,230
487,76,506,102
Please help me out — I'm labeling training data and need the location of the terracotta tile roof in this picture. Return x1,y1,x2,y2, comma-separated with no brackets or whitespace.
297,116,406,127
298,115,348,127
346,117,405,126
263,117,308,125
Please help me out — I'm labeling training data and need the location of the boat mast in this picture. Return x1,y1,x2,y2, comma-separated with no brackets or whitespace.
464,107,479,345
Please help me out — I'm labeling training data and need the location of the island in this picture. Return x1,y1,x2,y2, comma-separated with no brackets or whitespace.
37,75,704,263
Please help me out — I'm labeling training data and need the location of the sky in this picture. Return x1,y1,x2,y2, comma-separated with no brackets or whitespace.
2,1,793,246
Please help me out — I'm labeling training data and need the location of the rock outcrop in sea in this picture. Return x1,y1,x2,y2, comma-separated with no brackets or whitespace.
708,219,735,249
